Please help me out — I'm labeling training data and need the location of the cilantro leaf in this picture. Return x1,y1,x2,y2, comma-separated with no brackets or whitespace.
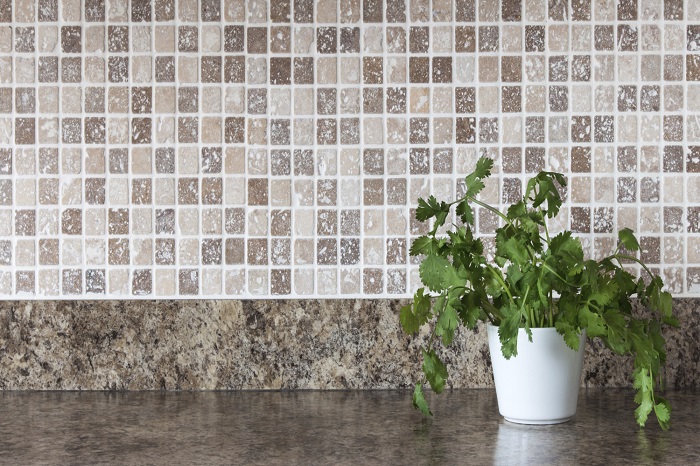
436,303,459,345
464,157,493,198
422,349,449,394
412,383,432,417
419,255,452,292
618,228,640,252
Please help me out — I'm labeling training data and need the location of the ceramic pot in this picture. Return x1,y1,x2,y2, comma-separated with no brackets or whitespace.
487,324,586,425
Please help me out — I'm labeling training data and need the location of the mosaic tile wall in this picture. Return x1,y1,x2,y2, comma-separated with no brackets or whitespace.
0,0,699,298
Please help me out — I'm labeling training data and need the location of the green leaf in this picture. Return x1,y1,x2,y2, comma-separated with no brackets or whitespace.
455,200,474,225
422,349,449,394
419,255,451,292
578,306,607,338
633,367,653,427
409,236,438,256
412,383,432,417
555,320,583,352
436,304,459,345
618,228,640,252
654,396,671,431
400,289,432,334
464,157,493,199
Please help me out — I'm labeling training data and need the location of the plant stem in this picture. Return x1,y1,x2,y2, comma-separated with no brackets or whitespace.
612,254,657,281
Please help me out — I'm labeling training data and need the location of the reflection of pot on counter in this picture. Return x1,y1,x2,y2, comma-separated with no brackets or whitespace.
494,422,569,465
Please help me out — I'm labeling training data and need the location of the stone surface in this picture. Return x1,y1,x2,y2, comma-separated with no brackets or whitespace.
0,389,699,465
0,299,698,390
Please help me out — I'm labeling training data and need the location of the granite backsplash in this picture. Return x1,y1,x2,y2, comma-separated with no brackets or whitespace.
1,299,698,390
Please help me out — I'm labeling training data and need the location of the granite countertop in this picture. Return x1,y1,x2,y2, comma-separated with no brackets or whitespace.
0,389,698,465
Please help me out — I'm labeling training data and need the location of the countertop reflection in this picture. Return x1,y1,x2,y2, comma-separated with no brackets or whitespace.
0,389,697,465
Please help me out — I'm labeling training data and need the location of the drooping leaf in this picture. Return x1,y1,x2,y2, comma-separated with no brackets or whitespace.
654,396,671,431
412,383,432,417
422,349,449,394
400,288,432,334
618,228,640,252
410,236,439,256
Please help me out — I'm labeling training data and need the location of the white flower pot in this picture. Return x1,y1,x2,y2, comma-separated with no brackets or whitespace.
487,324,586,425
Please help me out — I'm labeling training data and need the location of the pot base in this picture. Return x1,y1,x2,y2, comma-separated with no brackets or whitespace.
503,416,573,425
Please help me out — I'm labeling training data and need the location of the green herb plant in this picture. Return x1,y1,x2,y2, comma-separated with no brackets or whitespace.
400,157,678,430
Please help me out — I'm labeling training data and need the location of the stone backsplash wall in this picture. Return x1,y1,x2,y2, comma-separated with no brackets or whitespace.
0,0,699,298
1,299,698,389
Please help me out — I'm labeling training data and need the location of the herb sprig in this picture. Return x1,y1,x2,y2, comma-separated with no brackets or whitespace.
401,156,678,430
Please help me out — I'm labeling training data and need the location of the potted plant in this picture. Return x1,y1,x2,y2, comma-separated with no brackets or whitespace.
400,156,678,429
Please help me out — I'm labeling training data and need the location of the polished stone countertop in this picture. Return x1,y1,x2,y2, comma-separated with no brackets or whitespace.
0,389,698,465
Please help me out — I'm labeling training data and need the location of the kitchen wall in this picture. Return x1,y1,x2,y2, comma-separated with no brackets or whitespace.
0,0,698,299
1,0,699,390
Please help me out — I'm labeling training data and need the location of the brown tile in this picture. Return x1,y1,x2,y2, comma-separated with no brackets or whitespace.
247,238,268,265
202,178,222,205
594,116,614,142
61,26,81,53
61,118,81,144
0,0,9,22
502,86,521,112
340,209,360,236
155,209,175,234
479,26,499,52
409,27,429,53
456,117,476,143
294,57,314,84
363,268,383,294
155,0,174,21
178,269,199,295
85,269,106,294
108,26,128,53
108,208,129,234
247,178,268,206
201,0,220,21
224,117,245,143
617,146,637,172
14,27,35,53
178,178,199,205
501,56,522,82
84,117,106,144
270,57,291,85
363,149,384,175
409,118,429,144
61,208,81,235
386,0,406,22
666,0,683,20
386,87,406,114
571,207,591,233
502,0,521,21
363,179,384,205
664,207,683,233
108,57,128,83
363,0,383,22
525,25,545,52
317,238,337,265
14,87,34,113
456,87,476,113
363,57,383,84
131,87,152,114
617,177,637,203
224,56,245,83
571,146,591,172
617,0,637,20
687,54,700,81
38,239,58,266
571,0,590,20
179,26,199,52
640,177,660,202
571,116,592,142
317,118,337,145
317,209,337,236
572,55,591,81
270,209,291,236
524,147,545,173
340,238,360,265
618,24,638,51
178,117,198,143
223,238,244,264
409,148,430,174
272,0,291,22
549,56,568,81
270,269,291,295
224,25,244,52
201,56,222,83
270,119,290,145
340,27,360,53
363,88,383,113
409,57,429,83
39,0,59,21
130,0,151,21
108,238,130,265
595,25,615,51
85,178,105,205
247,27,267,54
131,178,152,205
155,238,175,265
455,0,475,21
109,148,128,174
131,118,152,144
525,116,545,143
247,88,266,114
432,57,452,83
386,27,406,53
15,118,35,145
37,57,57,83
501,147,522,173
339,118,360,144
85,87,105,113
455,26,476,53
200,238,222,265
689,208,700,233
130,269,151,296
548,86,568,112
